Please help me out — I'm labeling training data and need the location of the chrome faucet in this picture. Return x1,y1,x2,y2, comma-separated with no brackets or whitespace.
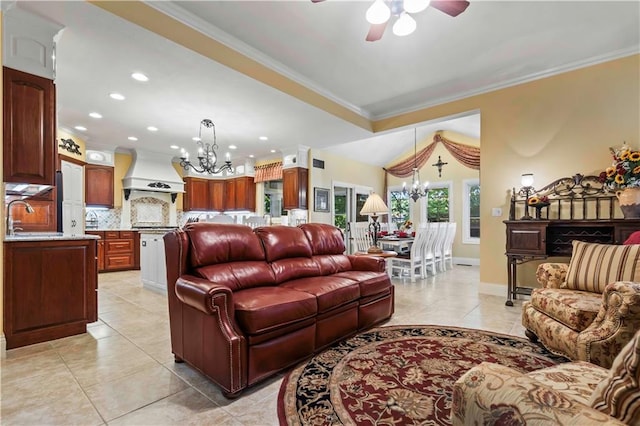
6,200,35,236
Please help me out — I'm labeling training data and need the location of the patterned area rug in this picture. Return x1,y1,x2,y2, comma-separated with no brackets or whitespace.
277,325,566,425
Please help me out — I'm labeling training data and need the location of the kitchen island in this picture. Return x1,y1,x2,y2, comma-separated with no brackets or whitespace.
3,233,99,349
138,228,176,293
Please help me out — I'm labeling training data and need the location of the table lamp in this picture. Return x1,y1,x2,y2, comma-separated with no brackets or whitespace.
360,192,389,254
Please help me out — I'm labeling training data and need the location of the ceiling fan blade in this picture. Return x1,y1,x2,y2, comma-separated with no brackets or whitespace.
311,0,325,3
430,0,470,17
366,22,388,42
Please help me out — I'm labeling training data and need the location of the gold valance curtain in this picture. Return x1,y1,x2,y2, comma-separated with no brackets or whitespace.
254,161,283,183
383,132,480,197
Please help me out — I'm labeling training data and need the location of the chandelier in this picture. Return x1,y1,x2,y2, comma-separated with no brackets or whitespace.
180,119,233,174
403,128,428,202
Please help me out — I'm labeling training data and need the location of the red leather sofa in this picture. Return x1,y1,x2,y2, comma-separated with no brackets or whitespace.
163,222,394,397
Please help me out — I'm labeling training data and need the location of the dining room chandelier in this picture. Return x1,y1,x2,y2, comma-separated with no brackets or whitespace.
403,128,428,202
179,119,233,174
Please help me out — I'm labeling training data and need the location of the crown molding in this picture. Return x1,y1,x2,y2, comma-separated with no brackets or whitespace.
143,1,371,120
373,47,640,121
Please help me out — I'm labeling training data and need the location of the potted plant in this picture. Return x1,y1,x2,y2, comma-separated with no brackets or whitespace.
598,145,640,218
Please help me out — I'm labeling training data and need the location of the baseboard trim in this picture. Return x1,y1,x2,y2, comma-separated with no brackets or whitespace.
453,257,479,266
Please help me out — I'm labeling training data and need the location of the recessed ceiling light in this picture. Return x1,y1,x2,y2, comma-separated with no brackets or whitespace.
259,136,268,141
131,72,149,82
109,93,125,100
192,137,201,142
89,112,102,119
170,145,180,150
128,136,138,141
270,149,276,153
228,145,237,150
249,154,255,158
74,125,87,131
147,126,158,132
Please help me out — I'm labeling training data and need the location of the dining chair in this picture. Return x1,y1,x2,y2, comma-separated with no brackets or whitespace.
441,222,457,270
349,221,373,253
390,227,429,282
422,222,440,275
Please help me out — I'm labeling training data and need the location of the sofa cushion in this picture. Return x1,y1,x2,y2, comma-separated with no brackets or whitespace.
299,223,346,255
313,255,352,275
589,330,640,424
527,361,609,405
255,226,313,262
184,223,265,267
280,276,360,313
530,287,601,332
564,241,640,293
194,261,276,291
270,257,321,284
233,286,317,335
334,270,391,298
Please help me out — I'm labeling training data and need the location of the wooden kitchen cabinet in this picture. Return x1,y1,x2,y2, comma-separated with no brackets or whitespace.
3,67,56,185
85,231,105,271
225,179,236,211
234,176,256,211
209,180,225,211
283,167,308,210
85,164,114,208
104,230,136,271
183,177,210,211
9,199,57,232
3,238,98,349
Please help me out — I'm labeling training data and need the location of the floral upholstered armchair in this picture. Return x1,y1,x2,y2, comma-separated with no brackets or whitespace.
522,240,640,368
451,329,640,425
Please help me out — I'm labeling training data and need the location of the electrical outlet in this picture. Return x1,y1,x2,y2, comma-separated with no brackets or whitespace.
492,208,502,217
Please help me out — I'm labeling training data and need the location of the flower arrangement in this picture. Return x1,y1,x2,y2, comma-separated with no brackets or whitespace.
527,195,549,206
400,219,413,231
598,145,640,190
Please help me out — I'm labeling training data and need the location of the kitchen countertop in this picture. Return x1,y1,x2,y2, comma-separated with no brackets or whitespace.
4,233,101,242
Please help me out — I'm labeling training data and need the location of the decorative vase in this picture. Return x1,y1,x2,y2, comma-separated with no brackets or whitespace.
616,187,640,219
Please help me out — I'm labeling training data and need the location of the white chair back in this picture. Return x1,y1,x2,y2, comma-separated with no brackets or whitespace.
209,214,235,224
350,222,372,253
442,222,457,270
243,216,267,229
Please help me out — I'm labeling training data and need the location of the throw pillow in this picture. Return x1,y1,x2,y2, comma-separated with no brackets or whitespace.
589,330,640,424
563,240,640,293
625,231,640,245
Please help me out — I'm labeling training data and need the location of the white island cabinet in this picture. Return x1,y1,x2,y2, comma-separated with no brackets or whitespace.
140,232,168,293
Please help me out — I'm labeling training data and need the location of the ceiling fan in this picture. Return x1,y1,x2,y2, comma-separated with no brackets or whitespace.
312,0,470,42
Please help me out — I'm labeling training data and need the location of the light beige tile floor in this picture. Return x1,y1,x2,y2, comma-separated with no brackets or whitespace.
0,265,527,425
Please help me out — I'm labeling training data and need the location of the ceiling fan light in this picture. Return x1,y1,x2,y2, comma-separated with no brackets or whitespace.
366,0,391,24
392,12,416,36
403,0,430,14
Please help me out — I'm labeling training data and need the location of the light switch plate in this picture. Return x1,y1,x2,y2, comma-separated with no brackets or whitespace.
492,207,502,217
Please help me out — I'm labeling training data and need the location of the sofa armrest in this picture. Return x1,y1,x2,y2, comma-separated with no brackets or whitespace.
347,255,386,272
536,263,569,289
175,274,234,317
451,362,624,425
577,281,640,367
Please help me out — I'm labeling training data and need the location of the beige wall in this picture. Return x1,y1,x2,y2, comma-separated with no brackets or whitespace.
308,149,385,224
113,152,132,208
375,54,639,289
385,130,480,261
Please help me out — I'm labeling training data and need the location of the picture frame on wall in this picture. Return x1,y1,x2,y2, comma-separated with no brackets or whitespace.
314,187,330,212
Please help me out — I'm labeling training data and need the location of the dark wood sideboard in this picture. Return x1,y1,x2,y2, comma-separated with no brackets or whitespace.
504,174,640,306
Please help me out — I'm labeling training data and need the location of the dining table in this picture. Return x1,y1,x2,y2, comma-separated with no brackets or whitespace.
378,235,415,253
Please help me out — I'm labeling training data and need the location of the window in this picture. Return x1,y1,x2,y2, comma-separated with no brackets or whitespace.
427,186,451,222
388,188,410,230
463,179,480,244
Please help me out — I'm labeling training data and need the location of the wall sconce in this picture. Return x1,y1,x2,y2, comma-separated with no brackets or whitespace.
519,173,535,220
432,156,448,178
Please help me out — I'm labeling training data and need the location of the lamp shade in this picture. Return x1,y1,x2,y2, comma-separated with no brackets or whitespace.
360,193,389,216
521,173,534,187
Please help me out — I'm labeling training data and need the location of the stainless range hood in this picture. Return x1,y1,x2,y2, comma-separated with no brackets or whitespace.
122,150,184,200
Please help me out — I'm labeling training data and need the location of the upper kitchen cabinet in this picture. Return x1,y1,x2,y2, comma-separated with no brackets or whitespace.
85,164,114,208
234,176,256,212
3,67,56,185
283,167,308,210
183,177,210,211
209,180,225,211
